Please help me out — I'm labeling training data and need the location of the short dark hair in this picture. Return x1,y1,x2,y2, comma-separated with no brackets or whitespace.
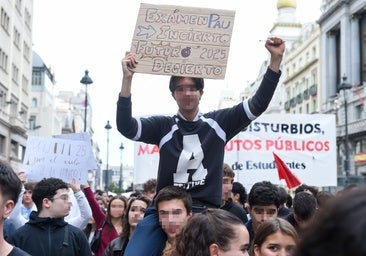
32,178,68,211
24,182,36,191
169,76,204,93
155,185,192,214
0,160,22,204
293,192,317,221
294,184,318,196
248,181,280,208
232,182,247,205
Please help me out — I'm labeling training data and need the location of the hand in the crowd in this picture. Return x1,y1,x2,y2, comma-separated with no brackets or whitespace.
17,170,27,184
121,51,137,79
69,178,81,193
265,36,285,72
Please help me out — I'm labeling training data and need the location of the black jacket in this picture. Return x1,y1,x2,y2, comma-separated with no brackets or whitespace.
8,211,92,256
221,198,248,224
102,236,129,256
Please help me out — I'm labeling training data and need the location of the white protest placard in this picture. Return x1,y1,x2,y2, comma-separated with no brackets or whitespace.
53,132,98,170
132,114,337,188
23,136,95,183
131,3,235,79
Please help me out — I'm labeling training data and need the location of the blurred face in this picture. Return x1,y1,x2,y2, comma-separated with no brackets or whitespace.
22,189,33,205
128,199,148,227
158,199,192,243
213,225,250,256
172,77,203,117
222,176,234,202
102,192,109,204
249,205,278,231
253,231,296,256
109,198,126,219
48,188,72,218
143,189,156,200
97,199,105,209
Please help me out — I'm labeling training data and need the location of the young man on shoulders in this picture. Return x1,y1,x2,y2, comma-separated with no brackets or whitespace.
118,37,285,255
8,178,92,256
0,160,30,256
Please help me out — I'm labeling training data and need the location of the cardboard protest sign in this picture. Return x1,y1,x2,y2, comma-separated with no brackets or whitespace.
131,3,235,79
23,135,96,184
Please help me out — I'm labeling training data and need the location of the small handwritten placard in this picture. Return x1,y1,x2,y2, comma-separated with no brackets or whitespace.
131,3,235,79
23,135,96,184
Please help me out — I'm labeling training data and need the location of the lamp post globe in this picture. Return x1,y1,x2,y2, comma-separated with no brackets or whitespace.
80,70,93,132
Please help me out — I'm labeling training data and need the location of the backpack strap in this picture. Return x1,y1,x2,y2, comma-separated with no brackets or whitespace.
61,225,69,256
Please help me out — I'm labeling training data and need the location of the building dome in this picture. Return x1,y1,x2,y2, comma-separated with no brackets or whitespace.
277,0,296,9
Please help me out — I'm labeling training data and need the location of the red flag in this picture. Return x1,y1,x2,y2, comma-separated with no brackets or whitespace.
273,152,302,189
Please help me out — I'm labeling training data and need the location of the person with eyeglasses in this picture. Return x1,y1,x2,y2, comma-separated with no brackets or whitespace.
8,178,92,256
117,37,285,255
245,181,280,249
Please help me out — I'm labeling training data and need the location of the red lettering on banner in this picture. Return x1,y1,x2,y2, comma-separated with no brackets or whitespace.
137,144,160,155
225,139,262,151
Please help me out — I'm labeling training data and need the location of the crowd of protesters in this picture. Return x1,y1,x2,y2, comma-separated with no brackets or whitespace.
1,158,366,256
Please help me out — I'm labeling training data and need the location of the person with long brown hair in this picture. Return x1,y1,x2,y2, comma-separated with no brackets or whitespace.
251,217,298,256
103,196,151,256
84,184,127,256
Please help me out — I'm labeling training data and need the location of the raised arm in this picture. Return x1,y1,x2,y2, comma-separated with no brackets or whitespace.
248,37,285,117
265,37,285,73
66,179,92,229
120,51,137,98
117,51,139,139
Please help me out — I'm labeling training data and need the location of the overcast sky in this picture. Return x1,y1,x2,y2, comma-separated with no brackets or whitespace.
32,0,322,167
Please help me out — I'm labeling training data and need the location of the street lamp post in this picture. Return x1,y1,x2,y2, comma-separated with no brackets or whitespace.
80,70,93,132
104,120,112,191
338,75,352,184
119,143,124,190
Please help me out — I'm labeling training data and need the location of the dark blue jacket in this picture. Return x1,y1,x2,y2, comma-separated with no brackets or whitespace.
8,211,92,256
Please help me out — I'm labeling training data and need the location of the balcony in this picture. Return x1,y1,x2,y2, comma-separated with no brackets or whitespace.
285,101,290,111
296,93,303,104
309,84,317,96
303,88,310,100
290,98,296,107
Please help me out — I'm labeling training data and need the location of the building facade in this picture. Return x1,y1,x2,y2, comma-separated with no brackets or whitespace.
0,0,33,171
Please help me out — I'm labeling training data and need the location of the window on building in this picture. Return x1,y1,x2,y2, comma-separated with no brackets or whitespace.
22,75,28,92
15,0,22,14
24,8,31,30
1,8,10,33
31,98,37,107
23,41,30,62
312,99,317,113
356,104,364,120
0,134,5,155
0,48,8,72
11,64,19,84
32,70,42,85
29,115,36,130
13,27,21,49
